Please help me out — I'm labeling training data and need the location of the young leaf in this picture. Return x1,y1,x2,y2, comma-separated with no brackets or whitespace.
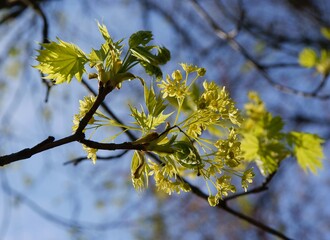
97,22,111,40
241,133,259,161
88,47,107,67
129,104,171,132
129,31,153,48
144,84,166,116
35,38,88,84
129,45,170,78
288,132,324,174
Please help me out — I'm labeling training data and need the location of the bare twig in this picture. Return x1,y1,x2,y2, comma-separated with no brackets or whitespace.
189,0,330,100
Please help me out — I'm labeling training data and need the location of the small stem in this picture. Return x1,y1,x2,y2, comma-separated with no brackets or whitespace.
174,99,183,125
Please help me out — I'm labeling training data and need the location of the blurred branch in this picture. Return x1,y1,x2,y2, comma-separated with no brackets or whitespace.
141,0,193,47
189,0,330,100
185,178,291,240
0,173,11,240
312,74,329,94
0,170,154,231
0,6,26,24
63,150,129,166
23,0,53,102
224,172,276,201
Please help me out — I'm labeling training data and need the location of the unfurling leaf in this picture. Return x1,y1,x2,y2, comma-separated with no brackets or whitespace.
35,38,88,84
129,31,153,48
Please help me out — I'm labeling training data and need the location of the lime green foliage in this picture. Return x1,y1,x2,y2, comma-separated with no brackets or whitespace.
35,22,170,86
35,24,325,207
298,28,330,76
288,132,324,174
129,64,251,206
241,92,324,175
35,38,88,84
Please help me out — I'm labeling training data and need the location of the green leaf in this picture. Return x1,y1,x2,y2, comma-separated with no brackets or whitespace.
149,111,172,130
129,31,153,48
288,132,324,174
140,62,163,79
241,133,259,161
130,45,170,78
144,84,166,116
129,105,149,131
129,105,171,132
95,22,124,70
88,47,107,67
258,142,286,175
35,38,88,84
299,48,317,68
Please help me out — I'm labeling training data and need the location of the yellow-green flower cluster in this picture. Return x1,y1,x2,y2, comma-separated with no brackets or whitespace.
82,144,98,164
214,128,243,168
241,168,255,192
185,82,242,138
128,64,255,206
200,81,241,125
149,161,191,195
72,95,96,132
158,70,189,100
208,175,236,206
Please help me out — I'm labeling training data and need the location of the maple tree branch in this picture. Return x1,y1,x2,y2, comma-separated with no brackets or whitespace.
81,79,137,141
79,139,146,151
0,79,291,239
80,79,290,239
0,83,115,166
0,135,74,166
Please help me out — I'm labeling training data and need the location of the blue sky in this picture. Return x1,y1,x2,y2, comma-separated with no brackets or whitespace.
0,1,329,239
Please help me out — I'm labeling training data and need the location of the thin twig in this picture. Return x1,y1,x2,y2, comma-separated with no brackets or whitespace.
63,150,129,166
224,172,276,201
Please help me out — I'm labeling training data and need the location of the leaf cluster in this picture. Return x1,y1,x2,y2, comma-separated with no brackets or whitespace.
35,22,170,87
34,23,325,208
241,92,324,175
